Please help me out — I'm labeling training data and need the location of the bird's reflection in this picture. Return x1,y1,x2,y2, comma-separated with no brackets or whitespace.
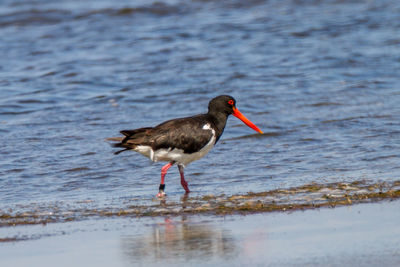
121,215,237,263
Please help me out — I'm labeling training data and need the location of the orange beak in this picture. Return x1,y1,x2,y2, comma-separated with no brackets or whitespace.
232,107,263,134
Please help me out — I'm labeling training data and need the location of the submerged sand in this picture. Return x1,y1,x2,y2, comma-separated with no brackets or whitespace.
0,200,399,266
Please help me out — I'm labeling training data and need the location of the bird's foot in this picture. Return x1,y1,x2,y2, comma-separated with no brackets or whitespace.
156,190,166,198
156,184,166,198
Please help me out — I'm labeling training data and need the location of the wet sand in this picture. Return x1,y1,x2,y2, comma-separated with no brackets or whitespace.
1,200,399,266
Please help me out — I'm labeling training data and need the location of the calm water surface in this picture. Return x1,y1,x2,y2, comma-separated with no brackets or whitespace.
1,0,400,214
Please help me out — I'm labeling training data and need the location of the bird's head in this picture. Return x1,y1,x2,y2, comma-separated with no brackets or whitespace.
208,95,263,134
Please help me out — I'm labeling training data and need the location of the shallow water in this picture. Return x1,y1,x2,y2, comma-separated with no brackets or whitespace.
1,0,400,219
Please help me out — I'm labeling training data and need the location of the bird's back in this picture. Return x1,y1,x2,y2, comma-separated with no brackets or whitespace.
108,114,216,155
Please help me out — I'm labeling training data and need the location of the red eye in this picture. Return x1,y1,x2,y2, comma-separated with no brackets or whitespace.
228,100,234,105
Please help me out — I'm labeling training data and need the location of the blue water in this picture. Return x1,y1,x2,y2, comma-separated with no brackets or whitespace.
1,0,399,213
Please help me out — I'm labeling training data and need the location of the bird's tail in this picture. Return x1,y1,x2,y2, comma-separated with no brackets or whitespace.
106,137,124,142
106,127,152,155
106,137,132,155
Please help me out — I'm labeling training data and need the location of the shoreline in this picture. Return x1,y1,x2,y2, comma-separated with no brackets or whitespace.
1,179,399,228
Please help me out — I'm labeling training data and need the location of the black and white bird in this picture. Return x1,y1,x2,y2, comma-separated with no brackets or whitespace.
108,95,263,197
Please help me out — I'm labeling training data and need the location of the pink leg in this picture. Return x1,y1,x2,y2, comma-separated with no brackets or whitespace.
178,164,190,194
156,161,174,198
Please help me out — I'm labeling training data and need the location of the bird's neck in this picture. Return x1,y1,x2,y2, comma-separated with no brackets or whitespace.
207,111,229,142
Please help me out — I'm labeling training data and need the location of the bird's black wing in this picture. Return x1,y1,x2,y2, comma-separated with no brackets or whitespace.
149,115,214,154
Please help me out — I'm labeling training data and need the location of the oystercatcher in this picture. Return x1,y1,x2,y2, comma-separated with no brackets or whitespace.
108,95,263,197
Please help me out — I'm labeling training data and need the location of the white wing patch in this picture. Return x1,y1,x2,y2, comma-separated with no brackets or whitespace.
202,123,212,130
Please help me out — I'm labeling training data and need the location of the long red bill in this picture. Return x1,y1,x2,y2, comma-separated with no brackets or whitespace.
232,107,263,134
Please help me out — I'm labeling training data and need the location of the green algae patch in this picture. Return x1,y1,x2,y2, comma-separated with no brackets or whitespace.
1,180,400,227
